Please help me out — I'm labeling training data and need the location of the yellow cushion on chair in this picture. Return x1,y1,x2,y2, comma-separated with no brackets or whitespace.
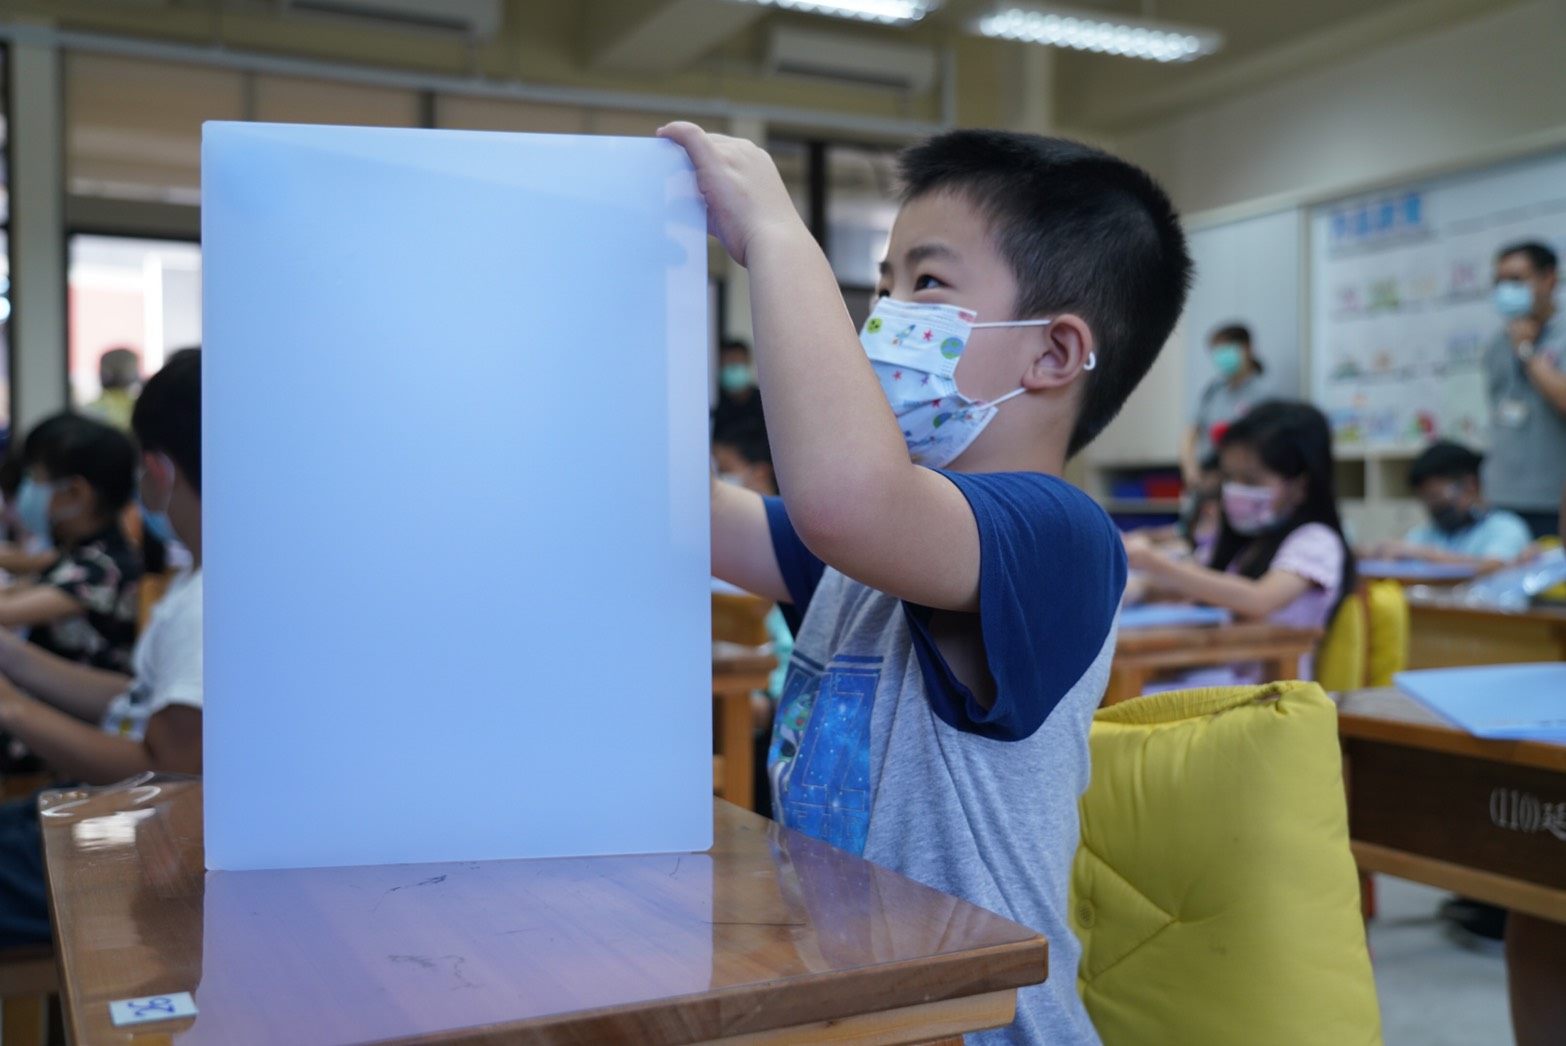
1072,681,1382,1046
1315,592,1366,692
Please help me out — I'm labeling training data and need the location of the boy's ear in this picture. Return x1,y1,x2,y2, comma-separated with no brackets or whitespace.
1021,313,1096,390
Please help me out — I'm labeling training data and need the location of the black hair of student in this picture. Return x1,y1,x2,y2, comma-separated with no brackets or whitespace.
719,337,752,357
23,412,137,514
1198,450,1221,474
1209,322,1265,373
715,420,772,468
1408,440,1483,487
19,413,79,471
1497,241,1558,275
1209,399,1356,616
897,130,1192,456
132,348,201,494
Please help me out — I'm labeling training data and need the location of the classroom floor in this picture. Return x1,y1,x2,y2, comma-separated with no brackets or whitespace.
1369,877,1511,1045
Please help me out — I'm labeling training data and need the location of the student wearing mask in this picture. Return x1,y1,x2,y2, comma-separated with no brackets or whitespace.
1484,242,1566,537
1,414,141,672
1181,323,1269,486
0,351,202,945
1128,400,1354,682
711,337,765,443
1368,441,1531,568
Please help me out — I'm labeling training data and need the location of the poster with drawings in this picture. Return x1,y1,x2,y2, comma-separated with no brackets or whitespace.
1310,149,1566,450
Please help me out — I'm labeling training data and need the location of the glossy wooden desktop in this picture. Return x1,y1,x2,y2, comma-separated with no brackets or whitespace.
1104,621,1321,705
1405,595,1566,669
42,780,1046,1045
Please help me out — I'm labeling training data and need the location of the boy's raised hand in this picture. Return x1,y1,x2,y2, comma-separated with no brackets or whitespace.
658,122,806,267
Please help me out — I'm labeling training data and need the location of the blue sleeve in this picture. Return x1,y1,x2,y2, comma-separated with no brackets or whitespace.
764,496,826,630
903,472,1128,742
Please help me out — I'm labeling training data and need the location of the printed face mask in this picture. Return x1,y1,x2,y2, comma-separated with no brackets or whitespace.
1221,481,1281,536
860,297,1093,469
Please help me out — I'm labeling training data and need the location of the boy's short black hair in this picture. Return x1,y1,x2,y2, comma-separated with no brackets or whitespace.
898,130,1192,456
132,348,202,494
1497,241,1557,275
23,413,137,514
720,337,752,357
1409,440,1484,488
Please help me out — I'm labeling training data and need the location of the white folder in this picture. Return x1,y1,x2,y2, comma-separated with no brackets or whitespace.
202,122,711,870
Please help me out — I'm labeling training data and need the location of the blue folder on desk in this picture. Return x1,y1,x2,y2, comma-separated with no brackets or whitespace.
1357,559,1479,581
1394,664,1566,743
1119,604,1232,630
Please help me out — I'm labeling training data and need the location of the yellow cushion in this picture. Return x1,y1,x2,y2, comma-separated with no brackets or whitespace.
1362,580,1409,687
1316,593,1366,692
1073,682,1381,1046
1539,537,1566,600
1315,581,1409,691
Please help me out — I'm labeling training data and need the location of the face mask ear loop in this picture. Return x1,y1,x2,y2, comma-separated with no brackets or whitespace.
982,386,1030,409
969,318,1054,329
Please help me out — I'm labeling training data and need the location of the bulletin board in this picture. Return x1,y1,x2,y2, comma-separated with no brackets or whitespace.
1309,148,1566,450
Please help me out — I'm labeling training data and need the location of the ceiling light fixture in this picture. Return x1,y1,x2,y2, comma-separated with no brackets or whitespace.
727,0,938,27
973,4,1222,63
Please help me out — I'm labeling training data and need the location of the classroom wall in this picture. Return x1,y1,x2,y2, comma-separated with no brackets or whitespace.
1114,0,1566,217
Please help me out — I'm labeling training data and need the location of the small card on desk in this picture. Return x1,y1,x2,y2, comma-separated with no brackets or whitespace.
109,992,197,1027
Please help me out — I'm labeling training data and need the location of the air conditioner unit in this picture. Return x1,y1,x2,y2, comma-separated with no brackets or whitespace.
279,0,502,38
765,26,937,92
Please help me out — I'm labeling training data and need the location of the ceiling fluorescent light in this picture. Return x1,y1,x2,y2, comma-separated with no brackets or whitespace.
727,0,938,26
973,4,1222,62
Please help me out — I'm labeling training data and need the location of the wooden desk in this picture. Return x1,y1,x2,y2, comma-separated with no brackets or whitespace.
1105,622,1321,705
1405,597,1566,669
1337,687,1566,921
712,646,777,811
42,780,1045,1045
1338,688,1566,1043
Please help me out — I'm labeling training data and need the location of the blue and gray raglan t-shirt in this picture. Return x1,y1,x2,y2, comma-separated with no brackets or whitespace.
764,470,1125,1046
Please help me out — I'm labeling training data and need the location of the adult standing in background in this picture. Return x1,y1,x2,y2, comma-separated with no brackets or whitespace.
1484,242,1566,538
1181,323,1269,485
711,337,765,443
85,348,141,432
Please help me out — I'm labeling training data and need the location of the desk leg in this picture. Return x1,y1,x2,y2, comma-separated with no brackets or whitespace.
1263,653,1304,684
717,690,755,813
1507,913,1566,1046
1103,666,1144,706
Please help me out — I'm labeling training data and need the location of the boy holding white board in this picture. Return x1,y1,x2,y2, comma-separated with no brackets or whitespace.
660,122,1191,1043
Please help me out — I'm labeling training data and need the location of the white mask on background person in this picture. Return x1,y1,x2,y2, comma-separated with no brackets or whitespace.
859,297,1094,469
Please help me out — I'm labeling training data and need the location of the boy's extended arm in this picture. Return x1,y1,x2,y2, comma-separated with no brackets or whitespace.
665,123,983,612
711,476,790,603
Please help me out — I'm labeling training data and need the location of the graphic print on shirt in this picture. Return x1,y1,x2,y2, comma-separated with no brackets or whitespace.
768,651,881,855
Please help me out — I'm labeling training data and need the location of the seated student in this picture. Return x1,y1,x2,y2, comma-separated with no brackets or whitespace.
0,423,69,578
1367,440,1532,568
1125,400,1354,679
0,351,201,945
661,120,1189,1043
0,414,142,672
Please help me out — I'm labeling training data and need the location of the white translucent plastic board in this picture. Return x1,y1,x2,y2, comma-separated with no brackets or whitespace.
202,122,711,870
